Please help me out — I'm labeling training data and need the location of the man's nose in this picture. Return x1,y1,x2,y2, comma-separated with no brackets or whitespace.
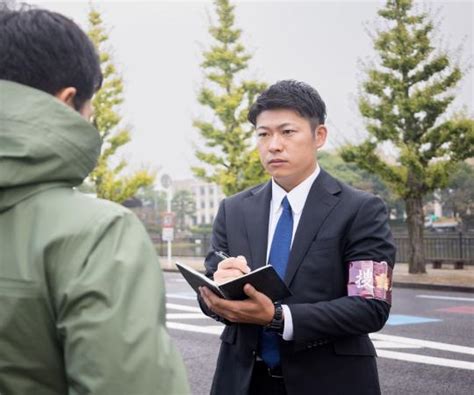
268,134,283,152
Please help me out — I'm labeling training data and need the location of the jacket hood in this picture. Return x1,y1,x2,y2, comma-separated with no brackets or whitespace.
0,80,101,212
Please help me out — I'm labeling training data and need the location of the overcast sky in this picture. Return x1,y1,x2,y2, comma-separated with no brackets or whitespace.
29,0,473,183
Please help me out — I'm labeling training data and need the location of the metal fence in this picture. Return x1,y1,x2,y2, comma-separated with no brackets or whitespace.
393,233,474,264
154,235,212,257
154,233,474,264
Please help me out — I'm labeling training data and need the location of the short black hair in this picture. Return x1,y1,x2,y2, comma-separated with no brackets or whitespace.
0,4,102,110
248,80,327,131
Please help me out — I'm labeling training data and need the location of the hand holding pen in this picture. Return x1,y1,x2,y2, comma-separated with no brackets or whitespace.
214,250,230,261
212,250,251,284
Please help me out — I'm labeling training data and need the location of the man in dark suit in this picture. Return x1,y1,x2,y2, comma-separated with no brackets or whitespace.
199,80,396,395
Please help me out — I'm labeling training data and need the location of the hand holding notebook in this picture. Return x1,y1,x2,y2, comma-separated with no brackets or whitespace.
175,260,292,302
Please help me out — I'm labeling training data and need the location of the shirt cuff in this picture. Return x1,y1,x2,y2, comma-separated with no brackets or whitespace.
281,304,294,341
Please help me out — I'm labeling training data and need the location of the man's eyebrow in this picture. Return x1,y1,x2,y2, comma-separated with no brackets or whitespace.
277,122,297,129
256,122,297,130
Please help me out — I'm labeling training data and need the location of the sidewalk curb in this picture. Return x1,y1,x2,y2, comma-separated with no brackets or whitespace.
393,281,474,294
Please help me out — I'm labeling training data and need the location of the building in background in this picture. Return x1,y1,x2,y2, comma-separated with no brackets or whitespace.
173,179,225,227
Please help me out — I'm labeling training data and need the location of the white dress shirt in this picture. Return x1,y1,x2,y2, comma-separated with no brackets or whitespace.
266,165,320,340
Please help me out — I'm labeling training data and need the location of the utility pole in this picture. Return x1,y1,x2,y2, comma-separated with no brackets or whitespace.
161,174,174,269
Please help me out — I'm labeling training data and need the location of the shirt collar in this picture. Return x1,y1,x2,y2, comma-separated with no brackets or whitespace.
271,165,320,215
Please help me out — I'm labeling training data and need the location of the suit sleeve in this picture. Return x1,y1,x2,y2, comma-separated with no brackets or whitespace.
289,195,396,346
52,210,189,395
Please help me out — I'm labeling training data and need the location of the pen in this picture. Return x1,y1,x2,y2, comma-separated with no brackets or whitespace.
214,250,230,261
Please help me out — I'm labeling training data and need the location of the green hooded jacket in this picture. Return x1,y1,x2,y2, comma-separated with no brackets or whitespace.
0,81,189,395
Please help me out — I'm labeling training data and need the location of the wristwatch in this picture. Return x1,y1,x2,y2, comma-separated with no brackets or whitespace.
265,303,284,334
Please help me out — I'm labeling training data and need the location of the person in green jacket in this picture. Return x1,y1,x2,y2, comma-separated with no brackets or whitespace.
0,5,189,395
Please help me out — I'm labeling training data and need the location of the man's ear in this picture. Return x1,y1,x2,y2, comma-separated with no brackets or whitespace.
314,125,328,149
55,87,77,109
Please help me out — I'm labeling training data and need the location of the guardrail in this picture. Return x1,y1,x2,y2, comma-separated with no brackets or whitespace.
154,235,212,258
393,233,474,268
152,233,474,267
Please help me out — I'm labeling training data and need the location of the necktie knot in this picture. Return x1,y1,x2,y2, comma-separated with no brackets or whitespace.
281,196,291,213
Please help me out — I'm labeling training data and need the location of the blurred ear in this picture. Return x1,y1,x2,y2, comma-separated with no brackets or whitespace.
314,125,327,149
55,87,77,109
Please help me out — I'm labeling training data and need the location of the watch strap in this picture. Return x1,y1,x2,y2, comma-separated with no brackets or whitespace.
265,303,284,333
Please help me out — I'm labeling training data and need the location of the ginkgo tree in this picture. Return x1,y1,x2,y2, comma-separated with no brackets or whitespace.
86,8,154,203
342,0,474,273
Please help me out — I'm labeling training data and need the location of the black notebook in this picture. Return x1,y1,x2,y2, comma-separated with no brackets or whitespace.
175,261,292,301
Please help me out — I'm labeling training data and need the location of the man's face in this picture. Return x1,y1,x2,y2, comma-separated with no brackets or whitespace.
255,108,327,192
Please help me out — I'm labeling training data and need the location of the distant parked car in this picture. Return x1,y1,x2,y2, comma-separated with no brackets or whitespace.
427,221,460,233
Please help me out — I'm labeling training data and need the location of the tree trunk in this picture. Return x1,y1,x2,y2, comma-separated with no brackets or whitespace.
405,196,426,273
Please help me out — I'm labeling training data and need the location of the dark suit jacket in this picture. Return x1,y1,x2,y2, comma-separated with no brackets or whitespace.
201,169,396,395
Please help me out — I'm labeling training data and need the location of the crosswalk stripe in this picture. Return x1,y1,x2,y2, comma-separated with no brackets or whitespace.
166,293,197,300
370,333,474,355
167,313,211,320
416,295,474,302
376,349,474,370
167,320,474,369
371,340,422,349
166,303,202,313
165,302,474,370
167,322,223,335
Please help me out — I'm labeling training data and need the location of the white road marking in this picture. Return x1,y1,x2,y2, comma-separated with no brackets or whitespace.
371,340,422,349
416,295,474,302
370,333,474,355
166,302,474,370
167,322,223,335
376,350,474,370
166,293,197,300
167,313,212,320
166,303,202,313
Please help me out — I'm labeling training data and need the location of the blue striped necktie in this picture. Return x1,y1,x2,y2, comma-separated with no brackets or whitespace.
260,196,293,368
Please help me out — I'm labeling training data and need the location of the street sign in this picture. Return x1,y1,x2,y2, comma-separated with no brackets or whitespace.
162,227,174,242
162,212,175,228
161,174,172,189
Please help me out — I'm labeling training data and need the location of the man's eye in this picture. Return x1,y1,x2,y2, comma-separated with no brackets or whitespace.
283,129,295,135
257,132,268,138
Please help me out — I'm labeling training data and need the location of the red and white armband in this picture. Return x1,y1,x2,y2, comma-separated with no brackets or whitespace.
347,260,393,304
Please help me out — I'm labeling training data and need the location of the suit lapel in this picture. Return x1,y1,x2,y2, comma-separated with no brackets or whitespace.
243,181,272,270
284,169,341,286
